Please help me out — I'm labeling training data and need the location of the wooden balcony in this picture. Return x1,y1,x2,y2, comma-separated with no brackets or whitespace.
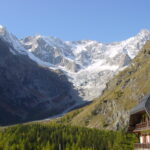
136,121,150,128
134,121,150,132
135,143,150,148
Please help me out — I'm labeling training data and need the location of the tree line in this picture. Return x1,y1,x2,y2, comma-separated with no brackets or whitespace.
0,123,136,150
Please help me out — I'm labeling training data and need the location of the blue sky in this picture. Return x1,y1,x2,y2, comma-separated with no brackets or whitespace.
0,0,150,42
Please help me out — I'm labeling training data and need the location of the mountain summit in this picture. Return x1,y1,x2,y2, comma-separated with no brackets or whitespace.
21,29,150,100
0,25,150,101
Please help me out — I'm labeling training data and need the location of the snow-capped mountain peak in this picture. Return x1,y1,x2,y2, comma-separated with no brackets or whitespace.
0,26,150,101
138,29,150,36
0,25,26,55
21,29,150,100
0,25,6,33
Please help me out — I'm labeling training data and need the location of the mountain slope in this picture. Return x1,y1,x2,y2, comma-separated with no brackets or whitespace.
57,40,150,130
0,35,79,125
22,30,150,101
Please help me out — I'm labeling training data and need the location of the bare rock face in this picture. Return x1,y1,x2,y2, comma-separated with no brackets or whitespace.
91,100,130,130
0,38,79,125
22,36,80,72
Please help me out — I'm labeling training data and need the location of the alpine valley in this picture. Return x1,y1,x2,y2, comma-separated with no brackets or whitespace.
0,25,150,126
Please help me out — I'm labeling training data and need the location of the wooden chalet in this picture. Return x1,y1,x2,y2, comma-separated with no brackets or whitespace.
128,93,150,150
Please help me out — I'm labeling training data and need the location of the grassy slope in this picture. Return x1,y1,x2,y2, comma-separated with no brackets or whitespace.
55,40,150,130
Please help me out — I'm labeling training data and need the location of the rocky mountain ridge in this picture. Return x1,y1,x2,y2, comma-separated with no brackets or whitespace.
1,26,150,101
21,29,150,100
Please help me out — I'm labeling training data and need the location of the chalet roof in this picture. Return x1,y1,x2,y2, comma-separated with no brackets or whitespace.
130,93,150,116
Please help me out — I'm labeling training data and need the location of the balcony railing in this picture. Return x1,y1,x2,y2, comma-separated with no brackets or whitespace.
135,121,150,130
135,143,150,148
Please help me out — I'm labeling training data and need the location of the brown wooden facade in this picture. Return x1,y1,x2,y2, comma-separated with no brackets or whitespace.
128,93,150,150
